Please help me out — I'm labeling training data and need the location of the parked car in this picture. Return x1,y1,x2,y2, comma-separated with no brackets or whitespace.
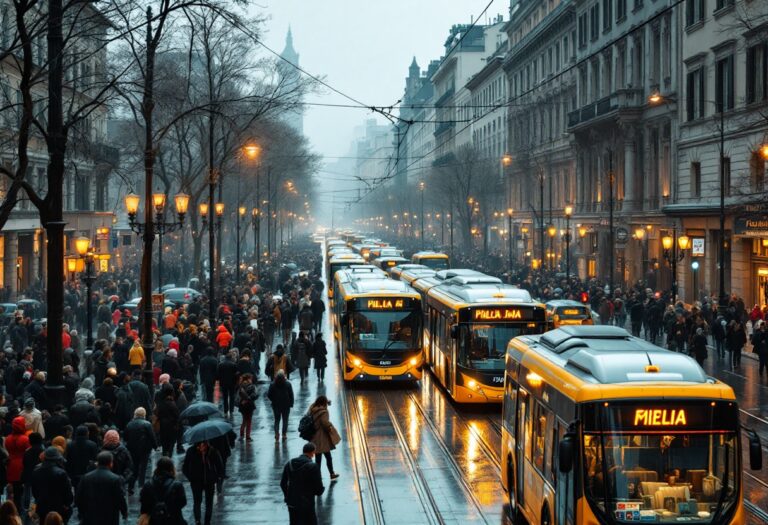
161,287,202,306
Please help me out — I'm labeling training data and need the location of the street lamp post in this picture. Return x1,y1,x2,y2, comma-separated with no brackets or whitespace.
73,237,96,351
662,230,690,304
252,208,261,278
125,191,189,386
547,224,557,274
236,206,246,283
635,226,647,280
507,208,514,282
564,205,573,282
419,181,425,250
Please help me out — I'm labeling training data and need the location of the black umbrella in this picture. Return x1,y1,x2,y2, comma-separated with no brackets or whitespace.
184,419,233,444
180,402,221,419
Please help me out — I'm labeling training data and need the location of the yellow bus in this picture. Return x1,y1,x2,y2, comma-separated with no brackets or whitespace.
424,274,547,403
392,266,434,284
332,265,423,382
412,250,450,270
501,325,763,525
326,253,366,294
388,264,429,280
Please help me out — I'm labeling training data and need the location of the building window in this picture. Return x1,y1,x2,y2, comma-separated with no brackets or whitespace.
746,43,768,104
589,4,600,41
686,0,704,27
715,55,734,111
563,36,569,65
750,151,766,193
691,161,701,197
722,157,731,197
715,0,734,11
633,0,643,10
602,0,612,31
686,67,705,121
578,14,588,48
617,0,627,20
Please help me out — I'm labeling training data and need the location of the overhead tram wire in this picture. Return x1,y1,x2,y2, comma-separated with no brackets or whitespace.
347,0,688,205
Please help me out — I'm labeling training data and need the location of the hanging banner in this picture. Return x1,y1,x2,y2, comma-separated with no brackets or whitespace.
734,215,768,237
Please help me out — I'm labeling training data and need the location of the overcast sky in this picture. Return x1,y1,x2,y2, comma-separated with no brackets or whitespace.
255,0,507,158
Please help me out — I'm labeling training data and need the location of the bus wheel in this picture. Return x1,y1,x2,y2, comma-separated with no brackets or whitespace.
540,505,551,525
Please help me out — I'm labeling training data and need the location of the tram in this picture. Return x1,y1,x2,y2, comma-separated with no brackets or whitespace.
332,265,423,382
501,325,762,525
423,273,547,403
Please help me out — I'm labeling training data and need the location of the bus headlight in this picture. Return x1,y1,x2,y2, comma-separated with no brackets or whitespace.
353,358,362,367
409,357,418,366
467,379,478,390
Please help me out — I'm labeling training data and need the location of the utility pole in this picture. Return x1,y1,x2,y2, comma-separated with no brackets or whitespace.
718,108,727,315
608,149,615,295
539,170,545,271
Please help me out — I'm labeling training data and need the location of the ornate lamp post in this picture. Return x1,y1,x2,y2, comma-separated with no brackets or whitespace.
662,231,690,304
124,191,188,386
252,207,261,278
547,224,557,273
236,206,246,283
506,208,514,282
564,205,573,282
74,237,96,351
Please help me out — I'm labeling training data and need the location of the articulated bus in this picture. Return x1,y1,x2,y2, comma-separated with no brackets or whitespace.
392,266,434,284
423,274,547,403
388,264,429,280
501,325,763,525
332,266,423,382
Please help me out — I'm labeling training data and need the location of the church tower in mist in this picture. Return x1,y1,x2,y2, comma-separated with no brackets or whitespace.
279,27,304,135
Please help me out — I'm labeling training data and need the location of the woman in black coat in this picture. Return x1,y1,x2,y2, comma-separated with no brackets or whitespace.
155,385,180,457
140,457,187,525
726,320,747,370
312,334,328,381
266,370,294,442
182,442,223,525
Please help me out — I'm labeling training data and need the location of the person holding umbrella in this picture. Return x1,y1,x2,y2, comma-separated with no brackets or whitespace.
182,441,223,525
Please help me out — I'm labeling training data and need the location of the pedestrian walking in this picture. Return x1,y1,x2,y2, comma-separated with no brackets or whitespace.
182,442,224,525
0,500,22,525
750,320,768,377
292,332,311,385
100,430,134,487
155,385,180,457
124,407,157,495
22,432,44,516
713,314,727,359
237,374,258,441
216,351,238,416
307,396,340,481
30,447,73,524
280,442,325,525
267,370,294,442
66,426,97,489
139,457,187,525
726,320,747,369
198,349,218,403
6,417,29,513
311,334,327,382
74,452,128,525
691,327,708,367
266,345,292,380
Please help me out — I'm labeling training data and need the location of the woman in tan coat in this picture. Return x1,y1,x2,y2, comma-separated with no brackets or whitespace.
308,396,340,480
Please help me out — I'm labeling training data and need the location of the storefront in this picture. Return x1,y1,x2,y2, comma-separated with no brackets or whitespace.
733,213,768,308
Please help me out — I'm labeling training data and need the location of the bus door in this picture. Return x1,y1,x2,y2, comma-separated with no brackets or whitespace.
516,389,530,510
555,421,575,525
447,328,456,394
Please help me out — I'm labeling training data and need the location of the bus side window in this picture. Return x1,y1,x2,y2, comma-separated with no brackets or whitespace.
503,376,517,434
532,401,547,473
521,393,532,462
546,416,556,485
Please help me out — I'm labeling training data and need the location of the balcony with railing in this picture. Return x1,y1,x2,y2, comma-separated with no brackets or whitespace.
567,89,644,130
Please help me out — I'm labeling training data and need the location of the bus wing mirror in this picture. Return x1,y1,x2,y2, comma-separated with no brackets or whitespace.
558,434,575,473
450,325,459,339
746,428,762,471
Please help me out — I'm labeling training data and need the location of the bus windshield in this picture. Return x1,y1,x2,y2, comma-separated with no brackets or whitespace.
349,309,421,351
421,258,448,270
583,402,739,524
459,324,525,370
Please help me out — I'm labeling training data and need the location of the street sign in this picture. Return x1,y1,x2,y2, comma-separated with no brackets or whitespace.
616,227,629,243
151,293,164,313
734,215,768,237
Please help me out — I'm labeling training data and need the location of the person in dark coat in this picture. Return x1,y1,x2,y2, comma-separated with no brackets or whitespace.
267,370,294,442
691,327,708,366
726,320,747,369
124,407,157,494
237,374,258,441
21,432,44,510
99,430,133,486
216,351,238,416
182,442,223,525
30,447,73,523
162,349,181,379
312,334,328,382
67,393,100,429
23,372,48,411
66,425,97,489
751,320,768,377
139,457,187,525
126,370,152,413
198,349,218,403
280,442,325,525
112,374,135,431
75,452,128,525
291,333,311,385
43,405,70,441
154,385,180,457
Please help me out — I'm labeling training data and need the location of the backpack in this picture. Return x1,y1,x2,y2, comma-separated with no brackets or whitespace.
298,412,316,441
148,479,173,525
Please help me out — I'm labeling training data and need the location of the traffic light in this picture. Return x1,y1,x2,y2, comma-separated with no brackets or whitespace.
579,291,589,304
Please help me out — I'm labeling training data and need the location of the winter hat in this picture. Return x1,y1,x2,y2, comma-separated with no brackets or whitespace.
43,446,63,462
159,373,171,385
167,349,178,358
103,429,120,447
23,398,35,409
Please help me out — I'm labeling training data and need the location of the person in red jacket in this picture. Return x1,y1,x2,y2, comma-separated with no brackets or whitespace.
215,325,232,351
6,416,30,512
